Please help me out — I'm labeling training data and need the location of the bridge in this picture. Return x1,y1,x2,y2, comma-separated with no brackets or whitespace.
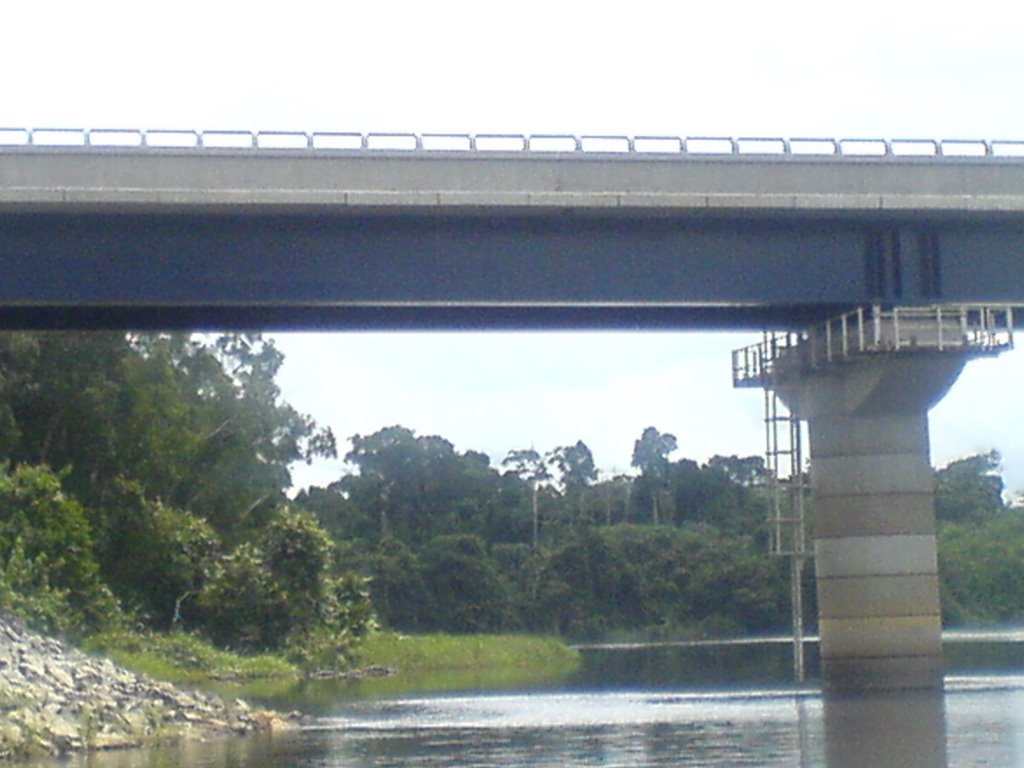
2,128,1024,329
2,129,1024,716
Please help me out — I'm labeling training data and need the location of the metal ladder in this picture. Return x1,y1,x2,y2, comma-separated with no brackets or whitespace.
765,389,808,558
761,334,809,683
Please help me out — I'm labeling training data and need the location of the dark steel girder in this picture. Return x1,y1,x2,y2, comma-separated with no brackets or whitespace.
1,209,1023,330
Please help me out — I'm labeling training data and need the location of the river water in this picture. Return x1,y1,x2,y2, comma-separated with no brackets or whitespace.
27,631,1024,768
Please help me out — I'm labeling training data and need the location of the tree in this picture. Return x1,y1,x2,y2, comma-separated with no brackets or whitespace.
528,528,642,637
0,333,128,498
0,331,358,644
546,441,597,518
502,448,551,546
631,427,677,523
196,507,374,661
706,455,767,487
0,465,121,635
935,451,1005,525
96,479,220,629
940,512,1024,625
154,333,337,535
342,426,500,545
345,426,435,540
593,472,632,526
668,459,767,532
196,541,286,650
420,534,509,632
0,331,336,538
368,537,430,630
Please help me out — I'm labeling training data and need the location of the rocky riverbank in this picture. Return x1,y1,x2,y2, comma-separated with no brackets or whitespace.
0,615,293,760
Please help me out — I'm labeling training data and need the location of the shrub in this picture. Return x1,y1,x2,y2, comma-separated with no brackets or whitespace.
196,508,376,668
0,465,121,635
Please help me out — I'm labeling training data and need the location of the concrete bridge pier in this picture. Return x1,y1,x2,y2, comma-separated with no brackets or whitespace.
777,354,967,693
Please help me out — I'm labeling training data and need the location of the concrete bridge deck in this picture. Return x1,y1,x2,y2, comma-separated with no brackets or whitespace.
4,130,1024,215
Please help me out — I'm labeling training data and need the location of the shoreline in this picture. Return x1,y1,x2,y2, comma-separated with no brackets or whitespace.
0,615,295,761
0,619,579,761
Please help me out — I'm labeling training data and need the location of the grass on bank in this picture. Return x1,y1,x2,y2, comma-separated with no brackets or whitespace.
355,631,580,673
82,630,299,684
81,629,579,687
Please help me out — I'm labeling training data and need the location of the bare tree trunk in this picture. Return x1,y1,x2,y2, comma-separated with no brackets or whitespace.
39,411,61,464
532,483,539,547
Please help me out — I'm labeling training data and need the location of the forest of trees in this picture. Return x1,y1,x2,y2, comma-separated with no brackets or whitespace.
297,424,788,638
0,331,1021,665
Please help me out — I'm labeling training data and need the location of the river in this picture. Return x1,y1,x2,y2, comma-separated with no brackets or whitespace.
23,631,1024,767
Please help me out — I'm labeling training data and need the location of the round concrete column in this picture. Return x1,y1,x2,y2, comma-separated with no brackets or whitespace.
777,355,966,693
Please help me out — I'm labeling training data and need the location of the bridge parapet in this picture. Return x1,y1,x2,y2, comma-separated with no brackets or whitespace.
3,127,1024,160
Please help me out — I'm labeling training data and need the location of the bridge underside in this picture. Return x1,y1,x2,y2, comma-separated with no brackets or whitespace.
2,210,1023,330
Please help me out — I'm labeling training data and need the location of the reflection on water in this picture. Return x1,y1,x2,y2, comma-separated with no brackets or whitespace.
313,690,826,767
823,690,947,768
29,682,1024,768
16,733,320,768
18,636,1024,768
214,662,580,715
569,638,822,690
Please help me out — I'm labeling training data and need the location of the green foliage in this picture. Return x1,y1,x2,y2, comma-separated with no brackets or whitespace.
196,541,289,650
420,535,509,633
671,459,768,533
631,427,678,524
705,454,768,487
196,508,375,665
342,426,503,545
95,479,220,629
0,537,75,635
525,533,611,635
935,450,1005,525
286,573,378,669
502,448,549,545
263,508,335,611
511,524,787,639
293,432,795,640
3,323,1020,657
0,332,376,660
931,450,1024,626
0,331,335,539
0,465,121,635
368,537,430,630
940,512,1024,625
547,441,598,492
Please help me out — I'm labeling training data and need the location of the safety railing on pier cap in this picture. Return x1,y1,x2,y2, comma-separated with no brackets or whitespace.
1,128,1024,159
732,304,1017,388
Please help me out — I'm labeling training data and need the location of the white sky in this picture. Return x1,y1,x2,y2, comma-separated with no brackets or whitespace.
4,0,1024,495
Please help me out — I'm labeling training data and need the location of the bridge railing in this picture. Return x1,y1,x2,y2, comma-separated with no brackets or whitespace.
2,128,1023,159
733,304,1017,388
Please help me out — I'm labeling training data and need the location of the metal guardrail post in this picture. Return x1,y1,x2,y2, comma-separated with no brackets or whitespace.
4,128,1023,161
